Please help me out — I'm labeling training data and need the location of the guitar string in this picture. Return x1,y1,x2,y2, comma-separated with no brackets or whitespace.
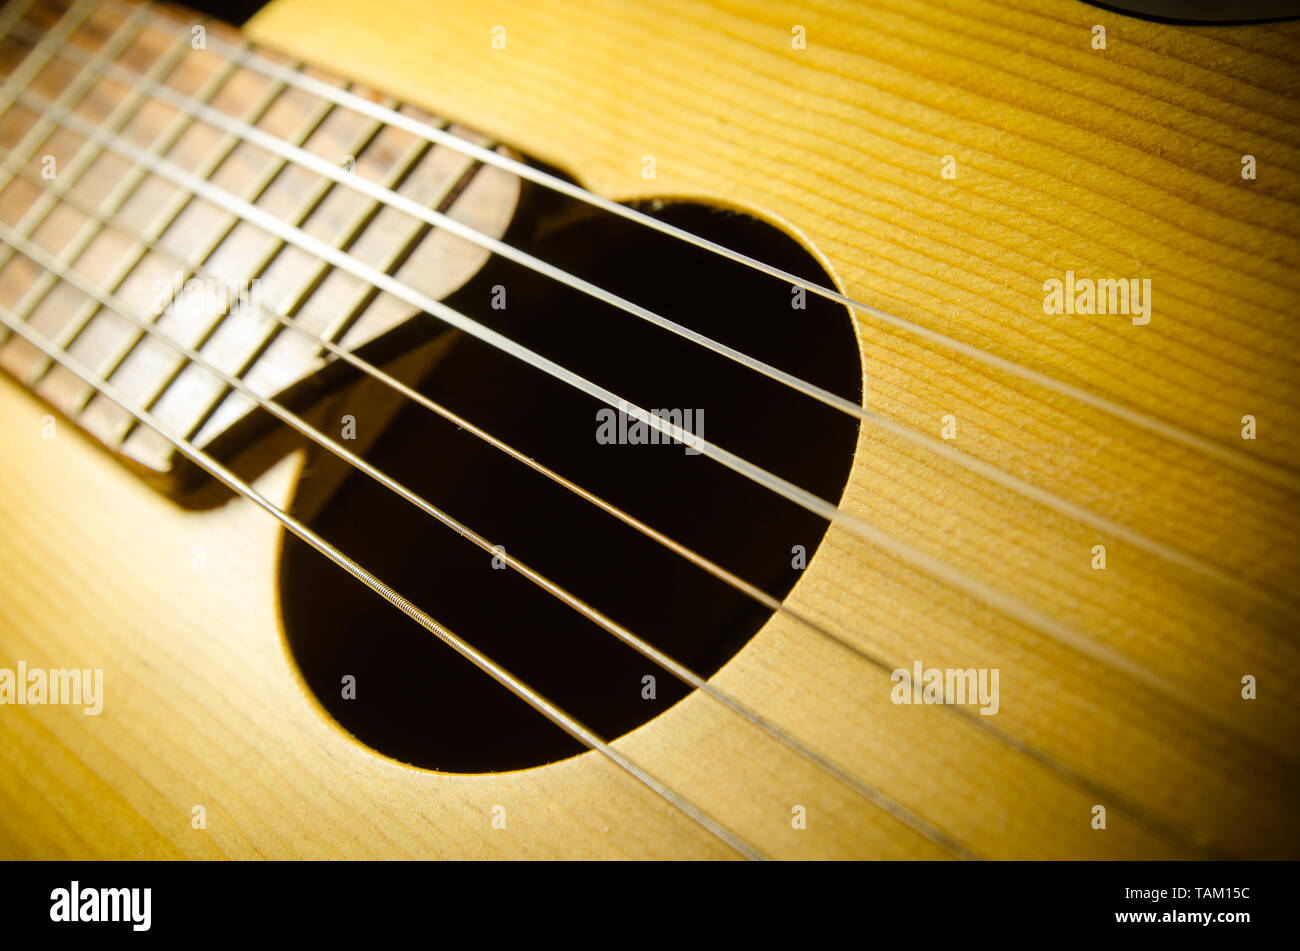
0,148,1231,861
0,0,1263,862
0,3,777,863
124,0,1300,494
19,21,1293,615
0,300,771,863
0,23,1227,857
1,57,1287,761
0,220,986,861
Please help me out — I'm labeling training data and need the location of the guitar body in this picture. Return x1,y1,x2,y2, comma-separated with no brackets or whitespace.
0,0,1296,859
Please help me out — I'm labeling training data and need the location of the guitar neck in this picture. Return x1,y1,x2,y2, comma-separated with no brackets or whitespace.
0,0,519,491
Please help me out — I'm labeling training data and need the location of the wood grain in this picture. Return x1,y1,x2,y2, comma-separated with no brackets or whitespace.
0,0,1296,858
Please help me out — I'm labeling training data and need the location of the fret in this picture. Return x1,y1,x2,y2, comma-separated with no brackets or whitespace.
9,19,199,384
0,0,524,491
274,138,441,344
0,1,150,373
0,1,40,48
0,259,81,381
21,56,240,414
0,248,40,313
0,2,146,275
0,0,89,109
186,122,485,448
191,139,512,454
129,89,469,453
112,7,181,78
46,54,276,431
120,84,379,447
322,135,486,347
175,106,437,450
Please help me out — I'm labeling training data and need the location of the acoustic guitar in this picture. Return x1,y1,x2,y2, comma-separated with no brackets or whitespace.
0,0,1296,860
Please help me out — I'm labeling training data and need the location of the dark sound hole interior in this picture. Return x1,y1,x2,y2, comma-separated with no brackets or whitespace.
279,198,863,772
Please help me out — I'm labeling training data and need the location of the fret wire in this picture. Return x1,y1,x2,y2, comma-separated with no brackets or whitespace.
274,120,444,348
314,141,475,351
0,295,766,862
0,145,1223,860
117,80,357,441
0,2,136,212
0,0,89,111
21,22,1287,617
0,219,979,860
158,94,410,444
126,77,341,345
4,11,195,376
0,0,111,337
50,51,282,410
177,132,472,445
141,0,1300,492
0,0,41,47
0,11,188,258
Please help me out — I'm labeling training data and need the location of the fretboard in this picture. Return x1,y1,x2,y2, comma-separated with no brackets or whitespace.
0,0,521,490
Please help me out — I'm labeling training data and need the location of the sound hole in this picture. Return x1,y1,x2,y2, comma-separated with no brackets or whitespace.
279,200,862,772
